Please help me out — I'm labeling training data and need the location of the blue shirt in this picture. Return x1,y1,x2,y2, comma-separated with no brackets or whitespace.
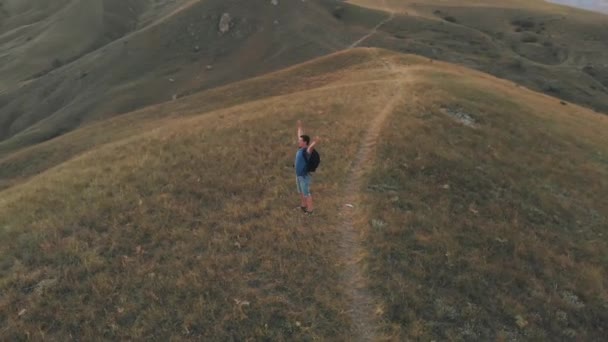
295,148,309,177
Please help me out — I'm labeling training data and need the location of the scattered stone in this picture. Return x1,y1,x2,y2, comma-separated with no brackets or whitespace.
560,101,568,105
34,278,58,295
168,78,175,82
515,314,528,328
441,107,477,127
563,328,577,338
345,204,354,208
271,0,279,5
233,298,250,307
556,310,568,323
206,65,213,70
561,291,585,309
371,219,386,229
434,298,458,320
219,13,232,34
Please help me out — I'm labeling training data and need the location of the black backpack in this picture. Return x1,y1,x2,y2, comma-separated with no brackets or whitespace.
306,149,321,173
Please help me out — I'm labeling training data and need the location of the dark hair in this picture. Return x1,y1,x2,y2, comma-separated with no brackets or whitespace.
300,135,310,145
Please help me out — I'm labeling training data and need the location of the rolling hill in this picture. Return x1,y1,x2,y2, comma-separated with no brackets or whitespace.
1,48,607,340
1,0,608,158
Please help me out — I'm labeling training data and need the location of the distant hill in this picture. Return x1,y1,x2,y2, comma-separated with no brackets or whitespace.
1,0,608,157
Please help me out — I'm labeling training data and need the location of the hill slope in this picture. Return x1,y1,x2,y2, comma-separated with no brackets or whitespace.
0,0,182,91
0,0,364,156
1,0,608,158
1,48,607,340
348,0,608,110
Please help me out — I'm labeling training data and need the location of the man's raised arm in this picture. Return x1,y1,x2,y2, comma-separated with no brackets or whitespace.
307,136,320,154
297,120,303,140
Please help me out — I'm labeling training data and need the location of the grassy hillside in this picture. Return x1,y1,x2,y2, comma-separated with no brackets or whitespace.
360,52,608,340
1,48,607,340
0,49,377,192
2,0,608,159
0,48,405,340
347,0,608,113
0,0,152,91
0,0,365,157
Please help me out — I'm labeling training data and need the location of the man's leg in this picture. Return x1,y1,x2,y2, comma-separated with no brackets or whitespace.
304,175,313,213
297,177,307,210
305,195,313,213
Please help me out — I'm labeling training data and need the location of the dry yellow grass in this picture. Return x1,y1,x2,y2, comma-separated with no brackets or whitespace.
1,48,607,339
360,53,608,340
0,48,414,340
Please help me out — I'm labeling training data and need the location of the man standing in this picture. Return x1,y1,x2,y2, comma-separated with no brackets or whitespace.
295,120,320,215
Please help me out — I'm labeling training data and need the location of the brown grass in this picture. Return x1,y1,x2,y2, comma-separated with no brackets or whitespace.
0,48,419,340
360,54,608,340
0,49,378,190
1,48,607,339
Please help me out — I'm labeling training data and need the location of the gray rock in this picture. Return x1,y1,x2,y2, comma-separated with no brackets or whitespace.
219,13,232,34
34,278,58,295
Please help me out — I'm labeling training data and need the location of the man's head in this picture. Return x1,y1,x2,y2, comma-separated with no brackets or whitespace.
299,135,310,148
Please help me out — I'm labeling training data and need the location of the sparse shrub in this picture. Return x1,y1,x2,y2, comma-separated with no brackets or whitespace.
52,58,63,69
512,18,536,29
371,219,387,230
508,59,525,70
582,65,595,76
332,6,345,19
443,16,458,23
544,84,561,93
521,34,538,43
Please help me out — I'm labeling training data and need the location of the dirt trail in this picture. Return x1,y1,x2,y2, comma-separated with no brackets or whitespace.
348,9,395,49
338,34,411,339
